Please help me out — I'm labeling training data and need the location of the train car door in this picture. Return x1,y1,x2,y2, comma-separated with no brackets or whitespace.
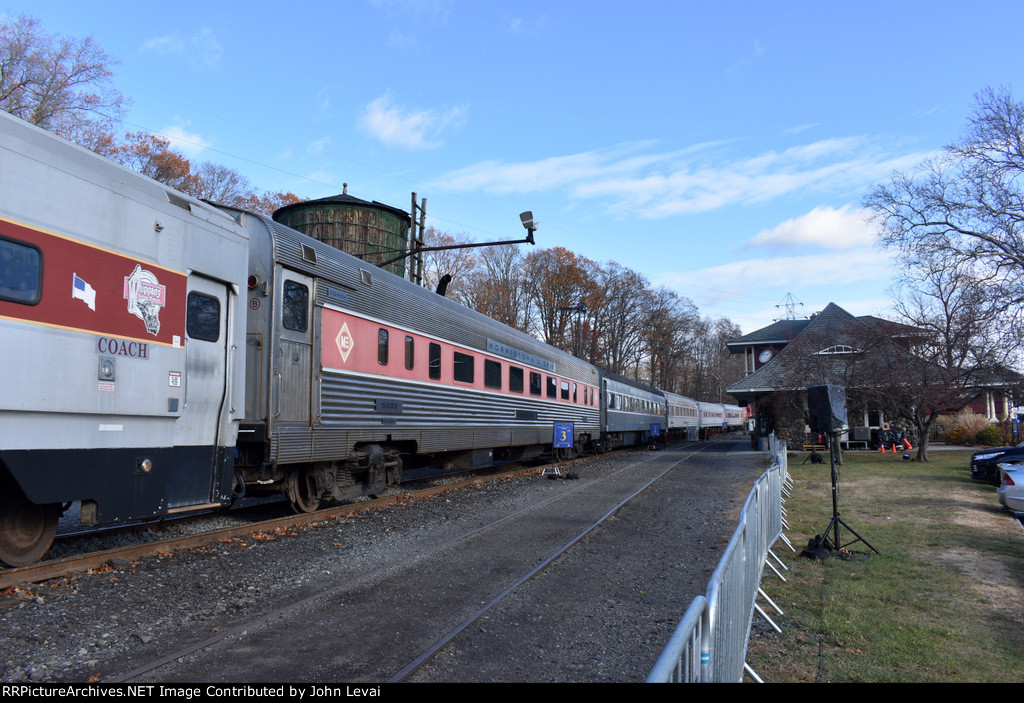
170,272,233,508
276,270,313,424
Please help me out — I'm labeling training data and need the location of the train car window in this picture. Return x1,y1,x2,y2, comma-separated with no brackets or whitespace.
573,383,578,403
546,376,557,399
186,292,220,342
484,359,502,389
282,280,308,332
405,336,414,370
509,366,524,393
453,351,474,383
429,343,441,380
378,328,389,365
609,393,616,410
0,236,42,305
560,381,569,400
530,372,542,396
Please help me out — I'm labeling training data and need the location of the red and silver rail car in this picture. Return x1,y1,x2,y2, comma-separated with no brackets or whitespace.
663,391,700,441
723,405,747,429
0,112,249,566
0,109,751,567
227,210,602,511
695,401,746,438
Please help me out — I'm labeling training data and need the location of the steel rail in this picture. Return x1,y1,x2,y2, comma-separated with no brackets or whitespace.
106,443,703,683
387,444,707,682
0,465,541,591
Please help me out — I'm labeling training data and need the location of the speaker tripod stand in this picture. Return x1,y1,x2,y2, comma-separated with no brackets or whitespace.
819,431,879,556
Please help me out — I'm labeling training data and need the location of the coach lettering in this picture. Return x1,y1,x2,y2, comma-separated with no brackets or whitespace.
97,336,150,359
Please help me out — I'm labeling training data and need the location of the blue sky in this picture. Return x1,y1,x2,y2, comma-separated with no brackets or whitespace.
11,0,1024,333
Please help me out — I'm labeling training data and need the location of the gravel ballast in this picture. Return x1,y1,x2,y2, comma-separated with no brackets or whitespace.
1,437,767,683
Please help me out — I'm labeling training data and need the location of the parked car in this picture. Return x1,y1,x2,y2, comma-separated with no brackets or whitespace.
997,461,1024,516
971,442,1024,485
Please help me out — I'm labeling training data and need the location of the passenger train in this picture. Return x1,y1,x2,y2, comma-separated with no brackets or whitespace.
0,111,745,566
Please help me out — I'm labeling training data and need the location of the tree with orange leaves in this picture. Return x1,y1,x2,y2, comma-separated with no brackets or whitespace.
522,247,601,353
109,132,198,193
100,131,301,217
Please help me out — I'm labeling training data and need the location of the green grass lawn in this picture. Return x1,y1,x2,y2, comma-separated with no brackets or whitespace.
746,449,1024,683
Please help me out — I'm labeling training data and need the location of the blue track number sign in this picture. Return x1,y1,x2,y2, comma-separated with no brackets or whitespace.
553,422,574,448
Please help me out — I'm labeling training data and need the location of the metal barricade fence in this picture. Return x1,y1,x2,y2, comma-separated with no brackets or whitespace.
647,438,789,683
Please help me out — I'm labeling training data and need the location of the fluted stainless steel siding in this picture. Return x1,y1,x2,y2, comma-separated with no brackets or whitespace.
229,211,603,466
318,370,599,456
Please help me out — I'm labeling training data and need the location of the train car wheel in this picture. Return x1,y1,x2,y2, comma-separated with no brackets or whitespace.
0,486,60,567
553,445,579,462
367,469,388,499
287,465,321,514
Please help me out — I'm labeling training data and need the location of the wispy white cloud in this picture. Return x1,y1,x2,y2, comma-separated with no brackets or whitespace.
747,204,875,250
371,0,454,47
726,38,767,78
371,0,453,21
509,14,550,36
307,136,331,156
436,138,929,219
160,121,211,159
784,123,818,136
359,93,467,150
659,249,891,311
690,249,890,288
140,27,223,71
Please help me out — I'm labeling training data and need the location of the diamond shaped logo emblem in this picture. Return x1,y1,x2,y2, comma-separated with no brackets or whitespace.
335,322,354,363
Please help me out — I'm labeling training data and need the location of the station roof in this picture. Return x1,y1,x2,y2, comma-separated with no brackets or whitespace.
725,303,925,402
725,318,812,351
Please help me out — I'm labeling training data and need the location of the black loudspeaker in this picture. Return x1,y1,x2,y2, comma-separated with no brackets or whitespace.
807,385,849,434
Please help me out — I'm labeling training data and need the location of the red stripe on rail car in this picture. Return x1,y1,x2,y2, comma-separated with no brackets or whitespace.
0,217,186,346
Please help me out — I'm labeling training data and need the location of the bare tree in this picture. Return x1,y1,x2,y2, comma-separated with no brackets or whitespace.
419,227,480,304
191,162,253,205
462,244,532,332
644,287,700,392
866,86,1024,338
676,316,743,403
0,15,127,142
873,251,1017,460
593,262,650,376
865,87,1024,457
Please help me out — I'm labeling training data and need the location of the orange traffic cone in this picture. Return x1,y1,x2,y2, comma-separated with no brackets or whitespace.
892,444,897,453
904,439,914,450
880,444,886,453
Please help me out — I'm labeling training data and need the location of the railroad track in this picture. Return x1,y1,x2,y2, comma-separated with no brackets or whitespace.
0,463,547,591
96,443,707,683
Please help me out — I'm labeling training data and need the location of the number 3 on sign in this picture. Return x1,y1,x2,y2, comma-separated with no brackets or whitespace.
553,421,574,448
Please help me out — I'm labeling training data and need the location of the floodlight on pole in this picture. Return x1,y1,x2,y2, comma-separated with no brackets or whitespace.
520,211,537,244
378,211,538,268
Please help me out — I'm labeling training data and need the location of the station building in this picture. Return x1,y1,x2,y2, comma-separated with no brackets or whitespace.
724,303,1019,448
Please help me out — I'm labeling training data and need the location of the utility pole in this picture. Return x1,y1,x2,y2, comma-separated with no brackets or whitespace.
408,193,427,286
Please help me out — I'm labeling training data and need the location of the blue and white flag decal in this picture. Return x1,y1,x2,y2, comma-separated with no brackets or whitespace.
72,273,96,311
